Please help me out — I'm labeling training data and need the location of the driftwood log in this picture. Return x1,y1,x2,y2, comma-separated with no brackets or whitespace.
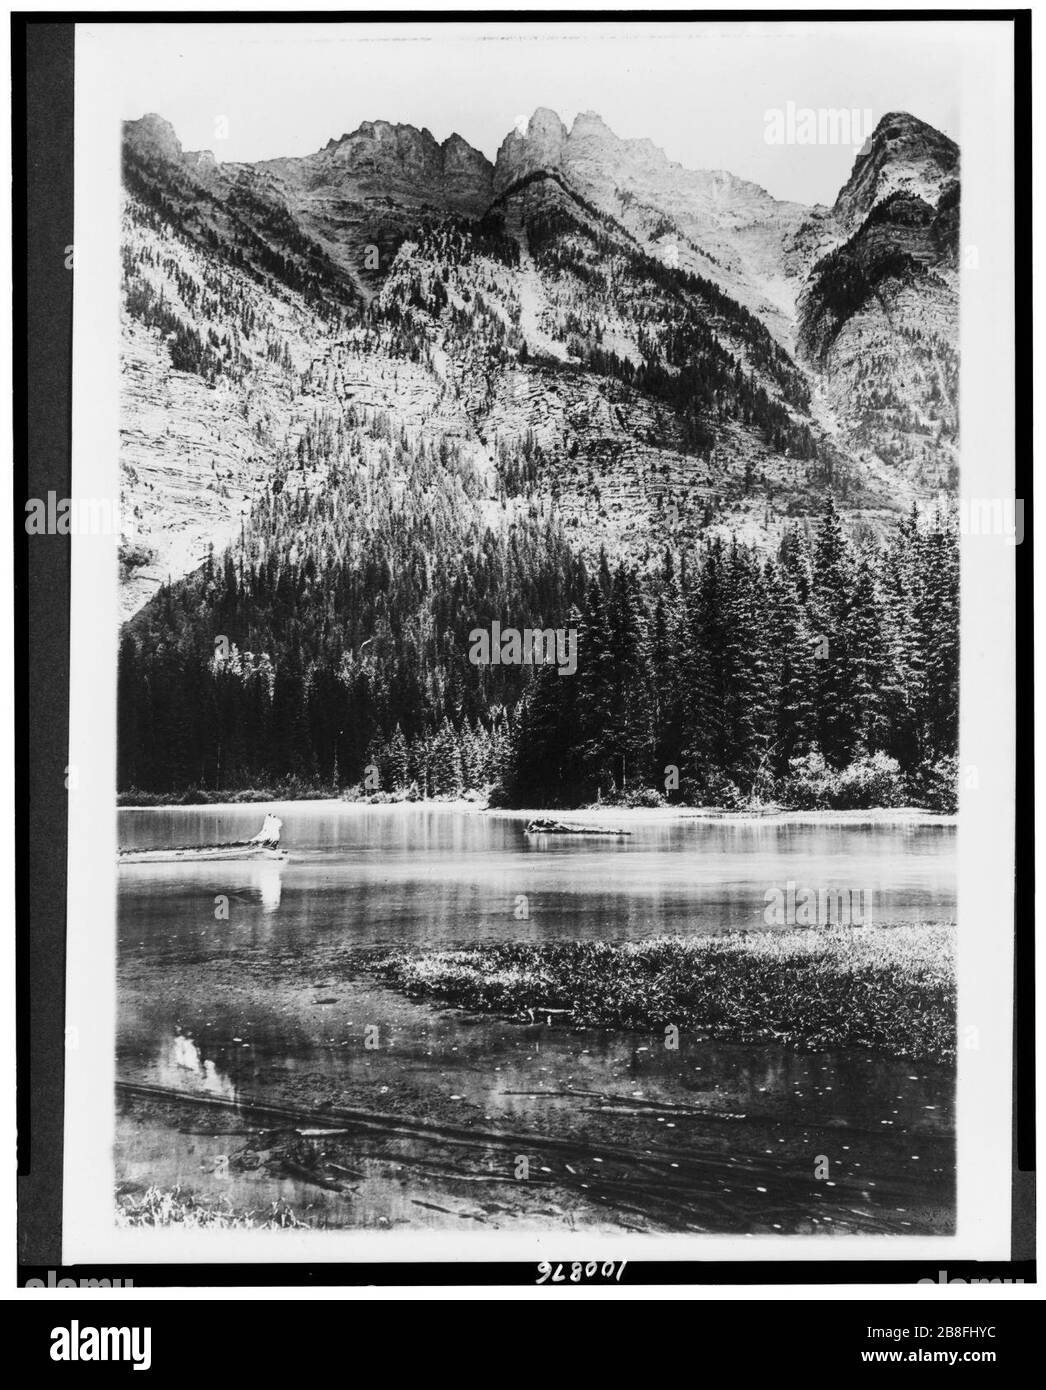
525,818,631,836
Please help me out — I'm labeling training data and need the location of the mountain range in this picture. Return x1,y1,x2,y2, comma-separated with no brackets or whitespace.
119,105,959,618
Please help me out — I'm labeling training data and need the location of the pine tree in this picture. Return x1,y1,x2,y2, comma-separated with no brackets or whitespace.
575,580,616,795
604,564,653,791
779,522,813,605
459,718,485,791
386,723,409,792
763,558,816,772
430,717,464,797
810,495,854,765
722,542,774,791
407,734,430,799
680,536,731,794
846,558,890,754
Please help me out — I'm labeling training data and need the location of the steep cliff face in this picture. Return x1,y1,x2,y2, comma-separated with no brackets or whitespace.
795,114,960,488
493,107,570,189
119,106,960,617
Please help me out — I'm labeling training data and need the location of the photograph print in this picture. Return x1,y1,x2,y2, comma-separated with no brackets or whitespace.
57,16,1020,1259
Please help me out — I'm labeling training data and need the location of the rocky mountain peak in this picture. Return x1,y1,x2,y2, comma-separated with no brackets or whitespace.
493,106,678,198
440,130,493,178
570,109,607,132
834,109,959,230
527,106,569,142
324,119,441,171
325,119,487,169
494,106,569,191
308,119,493,213
568,111,665,167
124,113,184,163
123,115,220,180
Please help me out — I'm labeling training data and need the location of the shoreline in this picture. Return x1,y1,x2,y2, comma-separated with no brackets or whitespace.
117,798,956,826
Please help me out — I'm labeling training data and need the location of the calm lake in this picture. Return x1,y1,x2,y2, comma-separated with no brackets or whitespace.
117,803,955,949
116,804,957,1235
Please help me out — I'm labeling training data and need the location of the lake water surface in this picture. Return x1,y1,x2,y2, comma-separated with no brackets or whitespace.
116,804,957,1235
118,803,956,949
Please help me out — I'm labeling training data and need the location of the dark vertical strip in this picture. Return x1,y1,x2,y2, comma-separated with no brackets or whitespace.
17,19,74,1266
1011,7,1035,1259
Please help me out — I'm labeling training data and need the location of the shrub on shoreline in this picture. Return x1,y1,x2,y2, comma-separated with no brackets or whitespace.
782,750,906,810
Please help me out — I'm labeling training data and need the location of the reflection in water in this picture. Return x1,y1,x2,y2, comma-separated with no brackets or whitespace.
256,862,282,913
119,857,286,944
156,1029,237,1100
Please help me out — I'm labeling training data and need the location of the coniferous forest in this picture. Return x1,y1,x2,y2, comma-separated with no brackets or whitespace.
118,404,959,813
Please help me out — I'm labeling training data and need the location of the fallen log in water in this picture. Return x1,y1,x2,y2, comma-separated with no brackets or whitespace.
525,818,631,836
114,1079,910,1235
119,815,288,864
115,1078,739,1179
118,845,288,865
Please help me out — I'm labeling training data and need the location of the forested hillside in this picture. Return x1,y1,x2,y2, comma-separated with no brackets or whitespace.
120,475,958,810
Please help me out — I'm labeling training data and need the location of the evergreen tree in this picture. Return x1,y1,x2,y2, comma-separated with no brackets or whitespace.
386,723,410,792
430,717,464,797
810,495,854,764
846,558,891,754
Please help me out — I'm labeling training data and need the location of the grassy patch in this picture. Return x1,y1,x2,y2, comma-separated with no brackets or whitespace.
115,1184,309,1229
370,924,955,1062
